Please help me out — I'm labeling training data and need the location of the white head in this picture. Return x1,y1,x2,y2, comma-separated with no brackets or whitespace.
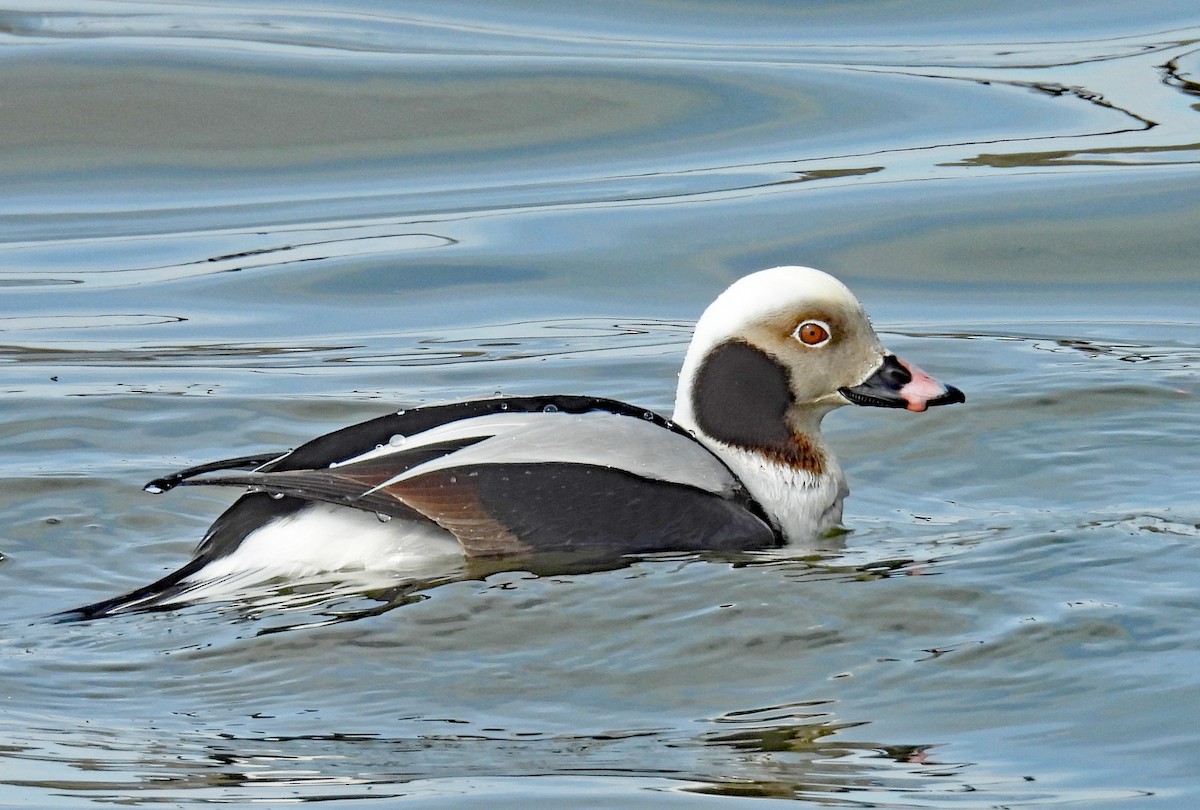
675,266,892,448
672,266,963,539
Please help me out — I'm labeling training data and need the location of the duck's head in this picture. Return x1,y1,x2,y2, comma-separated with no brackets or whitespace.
674,266,964,458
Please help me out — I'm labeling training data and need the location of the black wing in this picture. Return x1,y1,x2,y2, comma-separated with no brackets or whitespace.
174,460,775,557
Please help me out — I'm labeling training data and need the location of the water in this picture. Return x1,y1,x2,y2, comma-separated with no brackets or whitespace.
3,1,1199,806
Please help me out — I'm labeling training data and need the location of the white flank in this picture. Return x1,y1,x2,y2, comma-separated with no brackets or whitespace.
188,503,465,591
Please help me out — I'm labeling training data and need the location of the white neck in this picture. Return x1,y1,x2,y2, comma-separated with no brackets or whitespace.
672,399,848,543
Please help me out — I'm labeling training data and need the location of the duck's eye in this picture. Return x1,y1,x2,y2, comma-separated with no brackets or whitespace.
794,319,831,347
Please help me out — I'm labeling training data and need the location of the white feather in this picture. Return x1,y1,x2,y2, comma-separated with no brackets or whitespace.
713,444,848,540
191,503,464,585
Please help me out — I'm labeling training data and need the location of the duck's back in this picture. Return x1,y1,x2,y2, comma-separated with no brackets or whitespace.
65,396,776,619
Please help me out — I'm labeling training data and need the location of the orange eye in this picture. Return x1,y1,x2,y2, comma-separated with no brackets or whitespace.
794,319,831,347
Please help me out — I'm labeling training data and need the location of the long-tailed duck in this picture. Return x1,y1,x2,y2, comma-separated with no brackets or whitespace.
67,266,963,618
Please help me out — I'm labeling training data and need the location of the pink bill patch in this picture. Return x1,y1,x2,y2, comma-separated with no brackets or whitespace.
895,357,951,412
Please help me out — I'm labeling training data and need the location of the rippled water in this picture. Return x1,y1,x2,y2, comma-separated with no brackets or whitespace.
3,1,1199,807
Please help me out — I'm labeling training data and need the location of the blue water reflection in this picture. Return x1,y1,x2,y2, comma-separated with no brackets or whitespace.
2,1,1199,808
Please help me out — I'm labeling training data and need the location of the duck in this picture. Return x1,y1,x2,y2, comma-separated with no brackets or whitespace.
66,266,963,619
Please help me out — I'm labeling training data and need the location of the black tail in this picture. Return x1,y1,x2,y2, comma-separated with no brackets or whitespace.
57,491,314,621
55,556,213,621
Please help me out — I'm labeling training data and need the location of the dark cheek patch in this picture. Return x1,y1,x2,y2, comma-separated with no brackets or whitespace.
692,340,793,449
691,339,826,474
